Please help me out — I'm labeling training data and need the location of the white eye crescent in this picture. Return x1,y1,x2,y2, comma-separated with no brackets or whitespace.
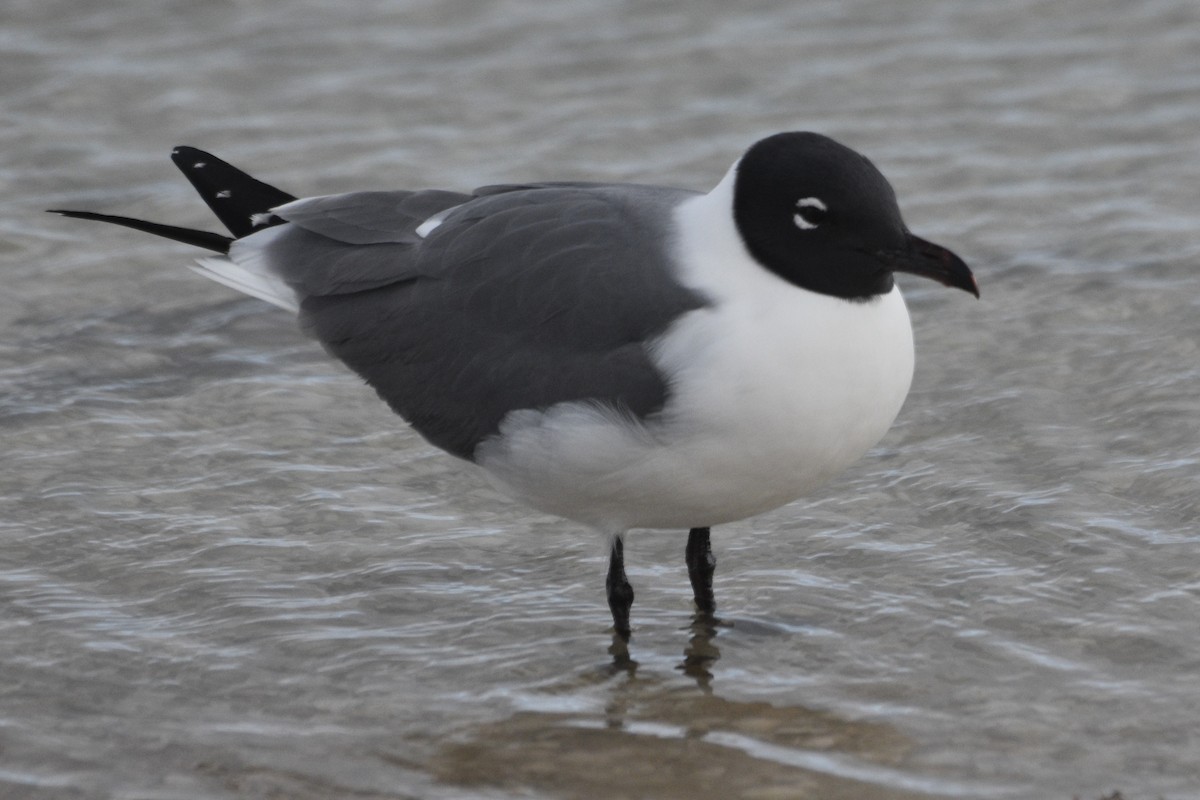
793,196,827,230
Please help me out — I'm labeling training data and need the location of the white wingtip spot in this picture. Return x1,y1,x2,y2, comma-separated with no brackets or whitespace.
249,212,274,227
216,190,231,199
193,162,206,169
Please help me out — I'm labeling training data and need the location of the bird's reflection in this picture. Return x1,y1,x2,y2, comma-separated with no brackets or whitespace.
606,633,638,677
677,611,723,691
443,622,913,800
602,612,725,730
604,611,726,690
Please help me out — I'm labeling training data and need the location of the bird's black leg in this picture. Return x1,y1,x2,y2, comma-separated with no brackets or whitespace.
606,536,635,640
685,526,716,615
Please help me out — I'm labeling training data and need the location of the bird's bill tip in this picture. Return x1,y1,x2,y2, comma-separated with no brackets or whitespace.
892,233,979,298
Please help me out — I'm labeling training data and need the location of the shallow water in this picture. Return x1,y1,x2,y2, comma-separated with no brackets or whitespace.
4,0,1200,797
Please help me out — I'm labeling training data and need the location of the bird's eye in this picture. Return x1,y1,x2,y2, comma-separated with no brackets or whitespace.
793,197,827,230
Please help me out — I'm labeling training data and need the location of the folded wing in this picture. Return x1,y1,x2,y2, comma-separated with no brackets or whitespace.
244,184,708,460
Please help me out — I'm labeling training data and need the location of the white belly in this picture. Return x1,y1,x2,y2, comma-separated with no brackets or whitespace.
475,285,914,533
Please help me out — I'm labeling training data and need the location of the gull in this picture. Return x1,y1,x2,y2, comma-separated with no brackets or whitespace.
52,132,977,639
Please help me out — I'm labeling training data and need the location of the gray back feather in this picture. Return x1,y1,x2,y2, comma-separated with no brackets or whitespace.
276,189,471,244
264,183,708,460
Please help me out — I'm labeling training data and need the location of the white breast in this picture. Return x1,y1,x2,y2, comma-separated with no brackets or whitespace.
475,167,915,534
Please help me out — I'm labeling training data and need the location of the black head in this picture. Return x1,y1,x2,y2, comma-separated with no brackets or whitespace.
733,132,977,300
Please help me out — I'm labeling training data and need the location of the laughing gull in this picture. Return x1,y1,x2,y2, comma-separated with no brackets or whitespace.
51,132,977,639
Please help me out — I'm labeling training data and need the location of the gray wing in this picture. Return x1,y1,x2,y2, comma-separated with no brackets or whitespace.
274,189,471,244
247,189,472,296
263,183,708,460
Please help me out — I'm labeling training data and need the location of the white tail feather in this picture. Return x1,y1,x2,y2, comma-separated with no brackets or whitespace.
189,256,300,313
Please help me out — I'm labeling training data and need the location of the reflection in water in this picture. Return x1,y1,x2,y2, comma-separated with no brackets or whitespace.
606,633,638,678
676,612,723,691
430,622,964,800
608,611,723,688
606,613,721,732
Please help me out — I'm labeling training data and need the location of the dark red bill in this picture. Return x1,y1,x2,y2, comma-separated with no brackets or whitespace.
883,233,979,298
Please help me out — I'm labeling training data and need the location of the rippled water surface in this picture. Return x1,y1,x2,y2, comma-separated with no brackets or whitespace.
5,1,1200,797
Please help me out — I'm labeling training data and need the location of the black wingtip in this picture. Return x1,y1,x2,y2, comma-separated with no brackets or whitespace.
48,209,233,254
169,145,216,171
169,146,295,238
